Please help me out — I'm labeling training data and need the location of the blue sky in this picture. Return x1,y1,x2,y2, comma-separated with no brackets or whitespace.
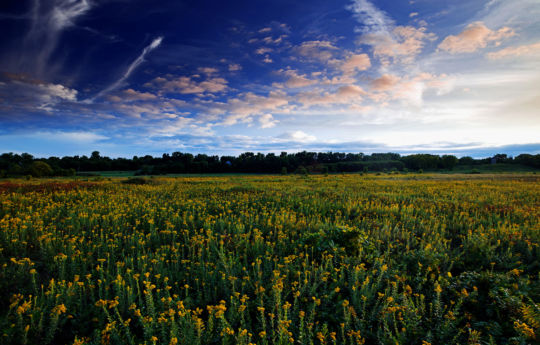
0,0,539,157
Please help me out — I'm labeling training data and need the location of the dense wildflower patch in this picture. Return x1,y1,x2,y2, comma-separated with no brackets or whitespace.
0,174,538,344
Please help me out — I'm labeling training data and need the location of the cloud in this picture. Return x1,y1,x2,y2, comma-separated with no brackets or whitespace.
486,41,540,59
198,67,219,75
280,70,317,88
340,54,371,74
263,56,273,63
409,12,419,18
295,40,338,61
228,63,242,71
259,114,279,128
108,89,157,102
348,0,436,65
221,91,289,125
0,74,78,113
297,85,366,107
358,26,436,65
438,22,514,54
278,131,316,142
262,35,288,45
370,74,400,91
255,47,273,55
90,36,163,101
347,0,394,34
15,0,92,77
147,75,228,95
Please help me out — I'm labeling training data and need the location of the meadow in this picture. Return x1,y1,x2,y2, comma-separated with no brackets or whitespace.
0,174,538,345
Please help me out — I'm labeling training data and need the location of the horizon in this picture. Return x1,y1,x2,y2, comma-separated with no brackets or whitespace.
1,0,539,157
1,148,538,161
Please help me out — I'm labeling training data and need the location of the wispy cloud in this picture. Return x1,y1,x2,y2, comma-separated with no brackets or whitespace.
486,41,540,59
348,0,436,66
17,0,92,77
89,36,163,101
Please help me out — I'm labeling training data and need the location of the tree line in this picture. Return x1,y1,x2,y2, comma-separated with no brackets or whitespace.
0,151,539,177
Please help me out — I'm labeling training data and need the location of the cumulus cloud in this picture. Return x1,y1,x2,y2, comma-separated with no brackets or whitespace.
228,63,242,71
0,73,78,113
297,85,366,107
295,40,338,61
259,114,279,128
340,54,371,74
280,70,317,88
148,75,228,95
230,91,288,115
198,67,219,75
263,56,273,63
370,74,400,91
358,25,436,65
255,47,273,55
438,22,514,54
108,89,157,102
486,41,540,59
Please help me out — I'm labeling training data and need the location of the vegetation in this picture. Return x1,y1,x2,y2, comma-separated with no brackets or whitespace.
1,151,539,177
1,173,539,344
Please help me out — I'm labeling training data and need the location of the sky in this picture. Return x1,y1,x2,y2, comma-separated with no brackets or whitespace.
0,0,539,158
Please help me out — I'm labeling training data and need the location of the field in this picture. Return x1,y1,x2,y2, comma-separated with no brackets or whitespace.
0,174,539,345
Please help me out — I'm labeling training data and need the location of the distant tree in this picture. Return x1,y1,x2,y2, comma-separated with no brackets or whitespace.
91,151,100,160
281,167,287,175
458,156,475,165
441,155,458,170
29,161,53,177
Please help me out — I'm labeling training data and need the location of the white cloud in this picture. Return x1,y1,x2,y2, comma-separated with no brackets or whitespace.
278,131,316,142
259,114,279,128
90,36,163,101
18,0,92,77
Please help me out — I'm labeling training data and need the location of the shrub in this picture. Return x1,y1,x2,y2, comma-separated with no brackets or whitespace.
121,177,149,185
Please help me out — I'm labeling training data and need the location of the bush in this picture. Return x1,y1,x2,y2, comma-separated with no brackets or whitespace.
122,177,149,185
297,166,308,175
29,161,53,177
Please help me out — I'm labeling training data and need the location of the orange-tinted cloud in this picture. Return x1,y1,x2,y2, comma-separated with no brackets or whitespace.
486,41,540,59
438,22,514,54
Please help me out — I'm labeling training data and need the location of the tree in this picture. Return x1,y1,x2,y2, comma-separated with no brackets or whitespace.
29,161,53,177
441,155,458,170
